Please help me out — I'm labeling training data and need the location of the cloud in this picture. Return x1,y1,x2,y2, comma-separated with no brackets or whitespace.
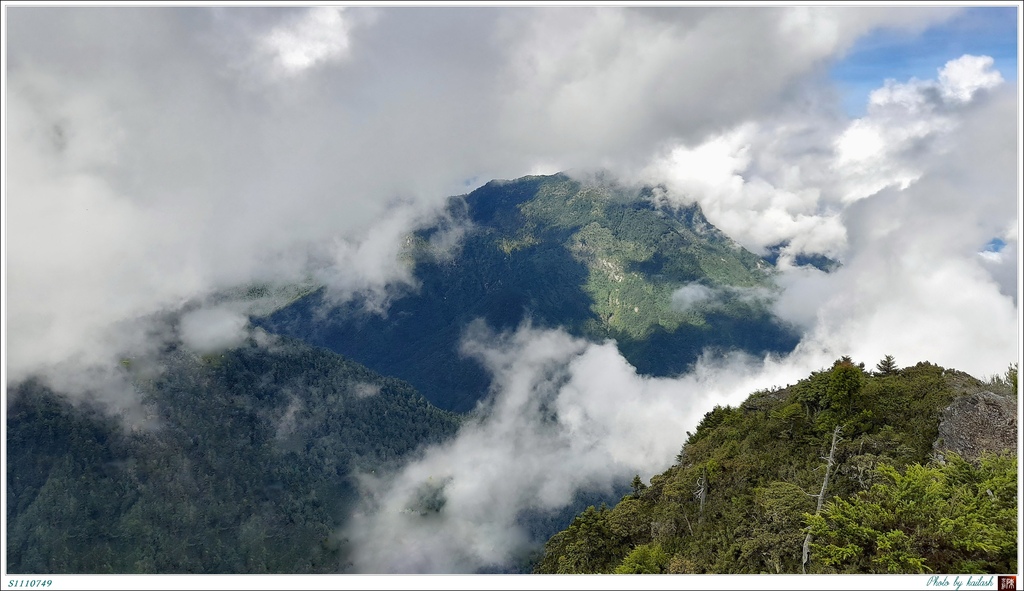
639,50,1017,378
978,222,1018,304
498,6,960,170
671,283,774,313
4,7,969,391
830,54,1004,204
648,49,1015,375
3,7,488,384
637,53,1010,261
178,307,250,354
352,382,381,399
344,322,812,573
671,283,717,311
777,83,1019,376
639,124,851,260
937,54,1005,103
260,7,355,75
863,55,1004,114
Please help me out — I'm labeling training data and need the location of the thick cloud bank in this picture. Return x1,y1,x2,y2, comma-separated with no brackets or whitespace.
5,6,967,387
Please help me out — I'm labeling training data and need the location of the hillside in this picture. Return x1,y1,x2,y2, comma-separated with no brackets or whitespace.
535,358,1018,575
5,334,461,573
260,173,801,411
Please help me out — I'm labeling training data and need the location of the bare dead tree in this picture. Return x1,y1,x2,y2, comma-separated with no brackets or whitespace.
802,425,842,574
694,467,708,525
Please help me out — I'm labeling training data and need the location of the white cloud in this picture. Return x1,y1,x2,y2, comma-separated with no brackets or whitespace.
638,50,1009,261
938,54,1004,103
978,250,1004,263
671,283,717,311
639,122,851,259
260,7,355,76
179,307,250,354
352,382,381,399
671,283,774,313
501,6,959,159
345,322,811,573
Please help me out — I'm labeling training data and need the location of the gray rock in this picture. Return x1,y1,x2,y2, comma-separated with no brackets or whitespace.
933,390,1017,463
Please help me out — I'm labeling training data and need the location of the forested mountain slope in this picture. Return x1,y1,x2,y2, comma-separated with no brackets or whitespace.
6,335,460,573
535,359,1018,575
260,173,801,411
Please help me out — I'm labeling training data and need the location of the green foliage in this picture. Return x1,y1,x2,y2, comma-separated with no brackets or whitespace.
607,498,652,549
875,355,898,376
6,337,461,574
535,360,1018,575
536,505,623,574
497,233,540,255
735,481,817,573
807,453,1017,574
988,362,1018,396
631,475,648,498
614,543,670,574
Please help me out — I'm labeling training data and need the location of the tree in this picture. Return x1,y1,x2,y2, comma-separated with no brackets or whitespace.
986,362,1017,395
875,355,898,376
536,505,627,574
802,425,842,574
806,453,1017,574
694,465,711,524
537,359,1010,576
694,471,706,524
815,361,865,432
614,543,669,574
631,474,648,498
740,482,815,573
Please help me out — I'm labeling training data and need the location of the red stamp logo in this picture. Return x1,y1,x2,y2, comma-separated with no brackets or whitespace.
999,576,1017,591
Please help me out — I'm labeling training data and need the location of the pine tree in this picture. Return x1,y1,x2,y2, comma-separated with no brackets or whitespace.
875,355,898,376
631,475,648,498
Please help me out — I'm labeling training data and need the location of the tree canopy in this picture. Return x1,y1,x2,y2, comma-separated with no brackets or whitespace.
535,359,1018,574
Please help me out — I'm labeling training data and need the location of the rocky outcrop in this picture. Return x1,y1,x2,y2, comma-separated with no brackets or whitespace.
933,390,1017,462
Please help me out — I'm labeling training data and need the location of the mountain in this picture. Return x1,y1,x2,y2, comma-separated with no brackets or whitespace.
259,172,800,411
5,335,460,573
534,358,1018,575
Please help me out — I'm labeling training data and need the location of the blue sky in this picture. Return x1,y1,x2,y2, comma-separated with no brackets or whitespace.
985,237,1008,253
831,6,1019,116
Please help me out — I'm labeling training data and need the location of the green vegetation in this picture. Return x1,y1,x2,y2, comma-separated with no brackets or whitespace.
808,453,1017,573
535,358,1018,574
6,336,460,573
481,174,778,343
260,173,797,411
988,362,1018,396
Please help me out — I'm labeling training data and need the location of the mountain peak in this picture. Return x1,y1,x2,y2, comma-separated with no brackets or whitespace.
260,172,798,411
